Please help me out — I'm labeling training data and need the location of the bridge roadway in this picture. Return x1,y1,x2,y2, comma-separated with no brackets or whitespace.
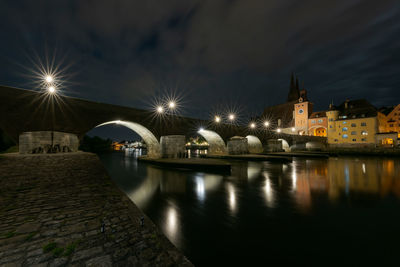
0,85,326,157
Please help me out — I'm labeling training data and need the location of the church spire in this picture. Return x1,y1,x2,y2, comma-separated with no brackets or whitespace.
287,72,300,102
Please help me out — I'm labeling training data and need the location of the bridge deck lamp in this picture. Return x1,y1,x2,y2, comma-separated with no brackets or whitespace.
291,127,295,132
199,127,205,132
156,106,164,113
264,121,269,127
215,116,221,123
277,128,281,133
48,86,56,94
250,123,256,129
45,75,54,83
228,114,235,121
168,101,176,109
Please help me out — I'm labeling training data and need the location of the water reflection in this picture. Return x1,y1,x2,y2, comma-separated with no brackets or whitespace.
99,153,400,266
226,183,237,215
194,174,223,202
288,157,400,213
262,172,275,208
165,205,179,241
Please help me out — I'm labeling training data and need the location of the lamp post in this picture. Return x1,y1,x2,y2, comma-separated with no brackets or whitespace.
45,75,56,152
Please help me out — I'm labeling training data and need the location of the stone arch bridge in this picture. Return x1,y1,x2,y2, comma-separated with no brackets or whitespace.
0,85,326,157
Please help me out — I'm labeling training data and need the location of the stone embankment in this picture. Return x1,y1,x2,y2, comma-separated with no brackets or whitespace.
0,152,192,266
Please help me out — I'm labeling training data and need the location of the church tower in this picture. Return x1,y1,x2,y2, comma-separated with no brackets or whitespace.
294,82,313,135
287,73,300,102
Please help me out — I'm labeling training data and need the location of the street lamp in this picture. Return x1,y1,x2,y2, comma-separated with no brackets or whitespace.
156,106,164,113
215,116,221,123
45,75,53,83
264,121,269,127
228,114,235,121
168,101,176,109
277,128,281,133
250,122,256,129
48,86,56,94
291,127,295,132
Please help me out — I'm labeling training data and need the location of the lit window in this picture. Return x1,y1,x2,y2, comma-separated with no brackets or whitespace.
351,123,356,127
343,134,348,138
318,119,323,123
361,131,368,135
361,122,367,126
351,131,356,135
311,120,316,123
343,121,347,124
342,127,348,131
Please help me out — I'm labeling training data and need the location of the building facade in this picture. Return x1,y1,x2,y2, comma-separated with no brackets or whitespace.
262,75,399,147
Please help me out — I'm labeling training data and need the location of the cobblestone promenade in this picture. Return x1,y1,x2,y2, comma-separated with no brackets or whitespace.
0,152,192,266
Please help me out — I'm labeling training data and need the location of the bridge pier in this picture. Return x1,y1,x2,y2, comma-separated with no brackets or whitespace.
19,131,79,154
227,137,248,155
160,135,186,158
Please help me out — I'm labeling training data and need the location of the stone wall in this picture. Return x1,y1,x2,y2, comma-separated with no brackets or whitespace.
265,139,284,152
160,135,186,158
19,131,79,154
227,137,248,155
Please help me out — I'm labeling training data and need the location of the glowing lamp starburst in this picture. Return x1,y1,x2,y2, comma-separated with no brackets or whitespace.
168,101,176,109
228,114,235,121
250,123,256,129
277,128,281,133
156,106,164,113
45,75,53,83
215,116,221,123
48,86,56,94
264,121,269,127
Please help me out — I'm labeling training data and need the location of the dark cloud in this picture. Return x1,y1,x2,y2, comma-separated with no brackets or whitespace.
1,0,399,123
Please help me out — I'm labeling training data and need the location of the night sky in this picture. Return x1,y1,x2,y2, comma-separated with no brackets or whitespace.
1,0,400,140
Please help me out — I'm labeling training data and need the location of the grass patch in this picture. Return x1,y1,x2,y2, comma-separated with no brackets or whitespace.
4,231,16,238
24,216,36,222
52,247,64,257
25,232,37,241
63,240,80,257
0,146,18,154
43,242,57,253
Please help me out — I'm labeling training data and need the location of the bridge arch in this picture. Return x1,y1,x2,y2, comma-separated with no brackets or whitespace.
305,141,326,151
197,129,227,155
246,135,263,154
95,120,160,157
309,126,327,137
278,138,290,152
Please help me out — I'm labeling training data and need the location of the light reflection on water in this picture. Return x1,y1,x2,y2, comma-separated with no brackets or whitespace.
99,153,400,266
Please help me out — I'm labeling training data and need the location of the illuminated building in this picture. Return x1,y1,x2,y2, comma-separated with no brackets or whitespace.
378,104,400,138
326,99,390,147
262,73,328,136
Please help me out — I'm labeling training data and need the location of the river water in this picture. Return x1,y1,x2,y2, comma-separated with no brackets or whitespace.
98,152,400,266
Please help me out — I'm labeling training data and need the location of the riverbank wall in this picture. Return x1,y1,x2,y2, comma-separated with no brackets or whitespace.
0,152,192,266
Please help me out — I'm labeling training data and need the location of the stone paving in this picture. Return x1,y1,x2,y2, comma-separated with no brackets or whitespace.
0,152,192,266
